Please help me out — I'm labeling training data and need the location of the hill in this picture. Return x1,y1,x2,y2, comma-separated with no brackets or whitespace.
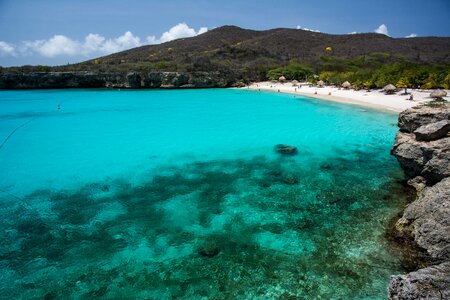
1,26,449,88
70,25,450,76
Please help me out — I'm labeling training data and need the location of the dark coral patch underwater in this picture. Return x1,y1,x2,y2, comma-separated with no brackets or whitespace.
0,152,410,299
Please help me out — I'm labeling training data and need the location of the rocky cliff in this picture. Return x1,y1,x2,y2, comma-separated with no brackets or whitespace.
0,71,235,89
389,104,450,299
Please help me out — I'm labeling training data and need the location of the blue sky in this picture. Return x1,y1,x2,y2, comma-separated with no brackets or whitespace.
0,0,449,66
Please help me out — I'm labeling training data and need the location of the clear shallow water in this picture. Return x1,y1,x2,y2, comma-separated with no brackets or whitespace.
0,89,407,299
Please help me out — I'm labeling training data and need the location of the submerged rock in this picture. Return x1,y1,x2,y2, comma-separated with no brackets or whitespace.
388,262,450,300
275,144,298,155
198,243,220,258
414,119,450,141
282,174,299,185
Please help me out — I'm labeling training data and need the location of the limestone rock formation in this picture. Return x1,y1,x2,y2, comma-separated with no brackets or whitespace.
391,132,450,182
0,71,234,89
388,262,450,300
414,120,450,141
395,177,450,261
397,105,450,133
390,103,450,298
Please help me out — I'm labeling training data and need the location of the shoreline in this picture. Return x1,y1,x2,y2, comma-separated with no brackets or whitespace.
247,81,449,113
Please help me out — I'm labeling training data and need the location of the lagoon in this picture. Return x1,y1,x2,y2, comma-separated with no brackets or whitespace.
0,89,408,299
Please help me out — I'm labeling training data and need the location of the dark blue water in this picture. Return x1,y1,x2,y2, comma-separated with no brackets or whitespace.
0,89,407,299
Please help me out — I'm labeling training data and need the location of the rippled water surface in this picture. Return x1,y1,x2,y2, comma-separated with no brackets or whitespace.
0,89,407,299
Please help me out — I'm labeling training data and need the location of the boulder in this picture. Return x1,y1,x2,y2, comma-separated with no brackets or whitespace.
395,177,450,261
388,262,450,300
414,120,450,141
398,105,450,133
275,144,298,155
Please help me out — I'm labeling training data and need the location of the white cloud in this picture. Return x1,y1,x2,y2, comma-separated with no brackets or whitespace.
349,31,358,34
146,23,208,44
35,35,81,57
0,23,208,59
296,25,320,33
0,41,15,56
374,24,389,36
83,33,106,54
100,31,142,53
405,33,418,38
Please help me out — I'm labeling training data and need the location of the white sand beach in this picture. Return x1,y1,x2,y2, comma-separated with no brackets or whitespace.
247,81,449,113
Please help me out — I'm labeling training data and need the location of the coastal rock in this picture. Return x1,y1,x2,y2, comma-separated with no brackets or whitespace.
391,131,450,181
233,81,246,88
407,176,427,196
145,72,163,87
126,72,142,88
0,71,235,89
398,105,450,133
390,103,450,299
395,177,450,261
388,262,450,300
421,150,450,184
161,72,189,87
275,144,298,155
414,119,450,141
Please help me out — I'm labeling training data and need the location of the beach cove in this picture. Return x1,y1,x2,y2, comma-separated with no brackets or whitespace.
248,81,449,113
0,88,414,299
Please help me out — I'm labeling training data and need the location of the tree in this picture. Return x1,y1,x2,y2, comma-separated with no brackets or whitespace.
396,76,410,94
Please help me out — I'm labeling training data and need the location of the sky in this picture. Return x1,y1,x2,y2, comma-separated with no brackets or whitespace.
0,0,449,67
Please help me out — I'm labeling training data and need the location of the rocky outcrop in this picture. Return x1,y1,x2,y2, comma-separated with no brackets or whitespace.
397,105,450,133
395,177,450,261
391,131,450,182
414,120,450,141
388,262,450,300
389,104,450,299
0,71,235,89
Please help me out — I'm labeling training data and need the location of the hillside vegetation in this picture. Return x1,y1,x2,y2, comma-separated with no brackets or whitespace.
2,26,450,88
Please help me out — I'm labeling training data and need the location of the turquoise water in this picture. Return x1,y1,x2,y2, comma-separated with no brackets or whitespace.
0,89,407,299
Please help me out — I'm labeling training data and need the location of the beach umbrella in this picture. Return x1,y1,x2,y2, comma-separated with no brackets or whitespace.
317,80,324,87
342,81,351,89
430,89,447,99
279,76,286,82
383,84,397,94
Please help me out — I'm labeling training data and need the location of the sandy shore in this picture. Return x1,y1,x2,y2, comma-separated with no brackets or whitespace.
247,81,449,113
